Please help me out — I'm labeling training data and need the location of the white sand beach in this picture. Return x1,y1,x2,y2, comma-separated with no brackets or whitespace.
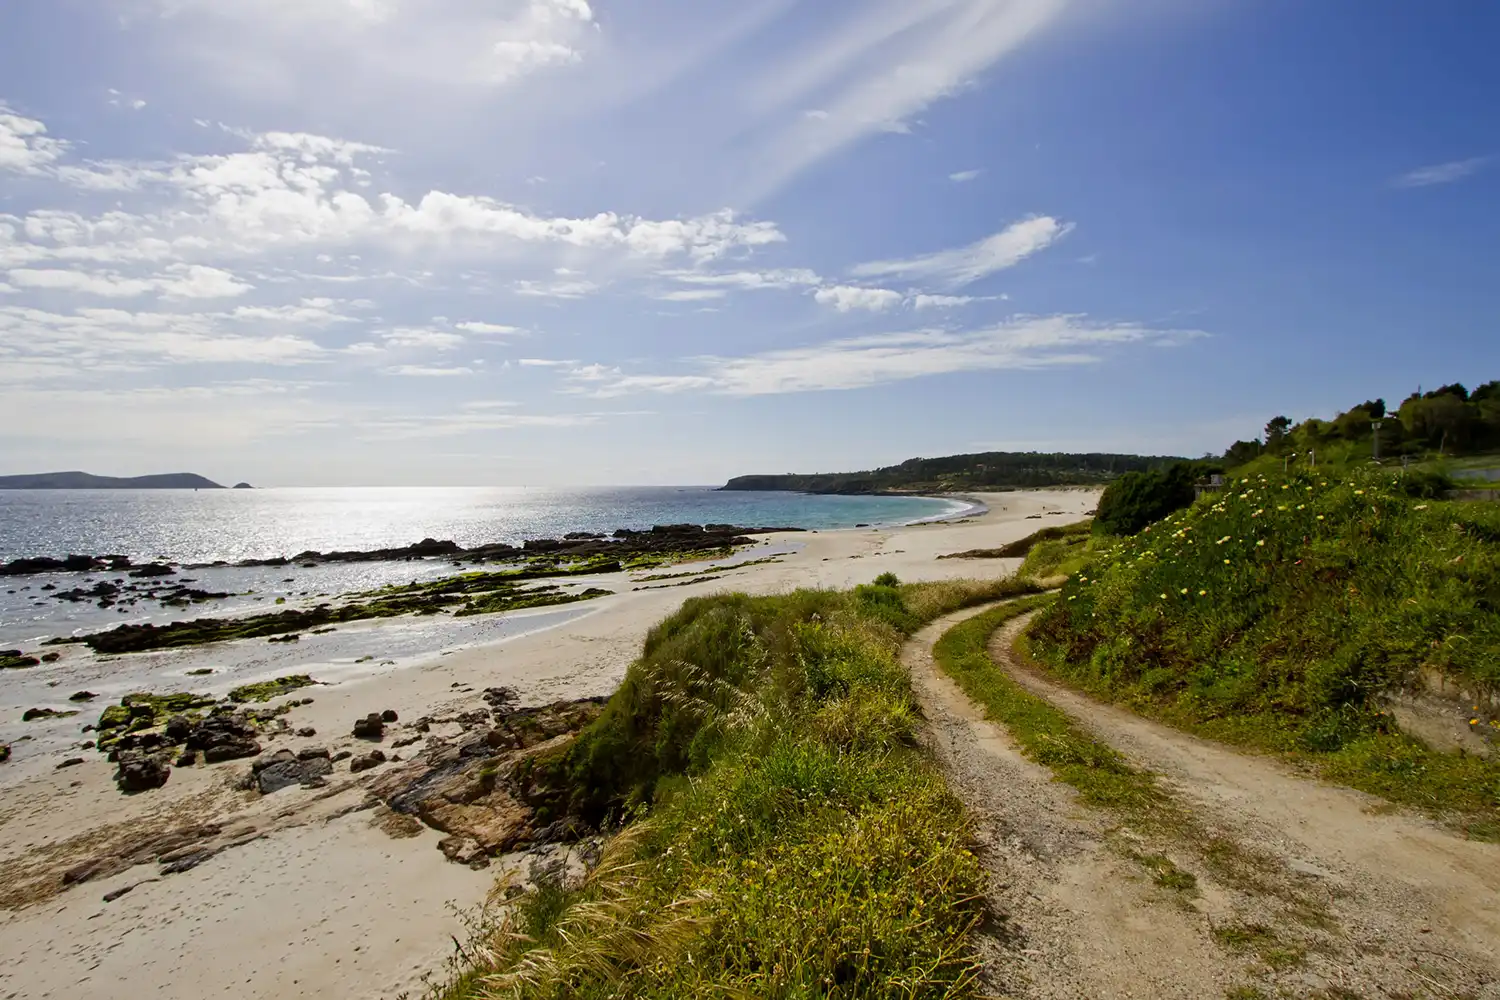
0,489,1096,1000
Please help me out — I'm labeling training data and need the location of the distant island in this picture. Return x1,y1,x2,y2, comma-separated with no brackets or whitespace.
0,471,226,490
721,451,1183,494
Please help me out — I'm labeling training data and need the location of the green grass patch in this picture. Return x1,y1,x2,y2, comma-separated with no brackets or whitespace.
1025,470,1500,838
426,574,1039,1000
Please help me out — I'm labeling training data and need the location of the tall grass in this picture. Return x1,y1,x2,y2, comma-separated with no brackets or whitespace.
1027,470,1500,836
434,574,1039,1000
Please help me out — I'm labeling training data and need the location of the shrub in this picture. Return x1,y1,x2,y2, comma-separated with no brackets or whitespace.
1094,462,1200,536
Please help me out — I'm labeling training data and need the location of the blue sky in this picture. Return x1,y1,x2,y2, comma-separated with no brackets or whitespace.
1,0,1496,486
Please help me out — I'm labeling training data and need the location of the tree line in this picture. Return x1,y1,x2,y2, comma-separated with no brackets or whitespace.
1224,381,1500,466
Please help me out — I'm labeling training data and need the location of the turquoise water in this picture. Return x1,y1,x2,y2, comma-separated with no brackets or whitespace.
0,486,969,564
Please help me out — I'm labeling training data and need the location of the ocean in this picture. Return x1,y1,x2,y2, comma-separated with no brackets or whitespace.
0,487,965,564
0,487,971,646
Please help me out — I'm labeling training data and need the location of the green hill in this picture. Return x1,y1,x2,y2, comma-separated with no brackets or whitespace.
1024,470,1500,836
721,451,1182,494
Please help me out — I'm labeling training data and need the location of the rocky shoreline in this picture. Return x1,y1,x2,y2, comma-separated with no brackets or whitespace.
10,681,611,910
0,522,803,577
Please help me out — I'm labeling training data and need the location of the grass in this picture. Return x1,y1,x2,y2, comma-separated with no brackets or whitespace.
1016,520,1111,582
1025,470,1500,838
938,520,1095,562
931,600,1341,918
424,573,1041,1000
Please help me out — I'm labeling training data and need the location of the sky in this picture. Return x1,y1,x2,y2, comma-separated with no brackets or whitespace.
1,0,1497,486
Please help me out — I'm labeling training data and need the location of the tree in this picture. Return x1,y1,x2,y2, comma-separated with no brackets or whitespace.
1264,416,1293,454
1095,462,1200,536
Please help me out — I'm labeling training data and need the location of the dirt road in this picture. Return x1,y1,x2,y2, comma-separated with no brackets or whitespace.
904,605,1500,1000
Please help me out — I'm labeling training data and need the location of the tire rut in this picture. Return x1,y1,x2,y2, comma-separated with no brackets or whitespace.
980,609,1500,999
906,605,1238,1000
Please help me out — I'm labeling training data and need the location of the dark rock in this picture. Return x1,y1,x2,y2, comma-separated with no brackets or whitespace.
295,726,317,738
296,746,330,761
392,735,422,749
349,750,387,773
69,691,98,702
102,882,146,902
56,757,85,768
187,713,262,763
482,686,519,712
332,750,352,762
128,563,176,578
0,744,10,763
160,848,218,874
115,751,171,792
352,713,384,739
164,715,193,743
22,707,72,722
255,752,334,794
175,750,198,767
380,709,398,723
41,652,60,663
203,738,262,763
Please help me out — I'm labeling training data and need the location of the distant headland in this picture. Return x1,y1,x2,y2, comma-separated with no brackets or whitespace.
0,471,227,490
720,450,1183,494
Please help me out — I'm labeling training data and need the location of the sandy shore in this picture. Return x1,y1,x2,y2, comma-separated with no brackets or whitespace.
0,489,1096,1000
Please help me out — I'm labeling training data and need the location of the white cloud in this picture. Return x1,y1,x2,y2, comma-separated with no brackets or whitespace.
1392,156,1491,188
566,314,1203,397
382,327,467,351
137,0,599,97
514,277,601,298
385,364,475,376
6,264,253,300
661,268,822,290
813,285,904,312
910,293,1003,309
455,320,524,335
850,215,1071,288
227,298,362,325
517,357,576,367
949,169,982,182
0,103,67,174
0,304,326,374
654,289,727,302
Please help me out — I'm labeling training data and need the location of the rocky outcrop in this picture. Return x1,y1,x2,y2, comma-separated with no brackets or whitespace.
250,748,333,793
362,694,606,863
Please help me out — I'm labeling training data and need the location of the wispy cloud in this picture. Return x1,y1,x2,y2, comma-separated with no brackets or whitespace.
850,216,1071,289
949,169,982,183
744,0,1069,195
1392,156,1491,188
384,364,476,377
564,314,1204,397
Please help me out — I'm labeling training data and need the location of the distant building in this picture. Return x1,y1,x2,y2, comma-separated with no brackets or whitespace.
1194,473,1225,500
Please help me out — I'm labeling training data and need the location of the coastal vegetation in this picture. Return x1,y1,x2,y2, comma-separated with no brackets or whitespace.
431,573,1043,999
1025,470,1500,836
1222,381,1500,472
720,450,1180,494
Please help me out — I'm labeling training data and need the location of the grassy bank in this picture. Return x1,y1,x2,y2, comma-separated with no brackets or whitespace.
1025,470,1500,838
431,574,1041,999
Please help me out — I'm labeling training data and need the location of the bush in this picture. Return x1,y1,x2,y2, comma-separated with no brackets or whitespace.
1094,462,1201,536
